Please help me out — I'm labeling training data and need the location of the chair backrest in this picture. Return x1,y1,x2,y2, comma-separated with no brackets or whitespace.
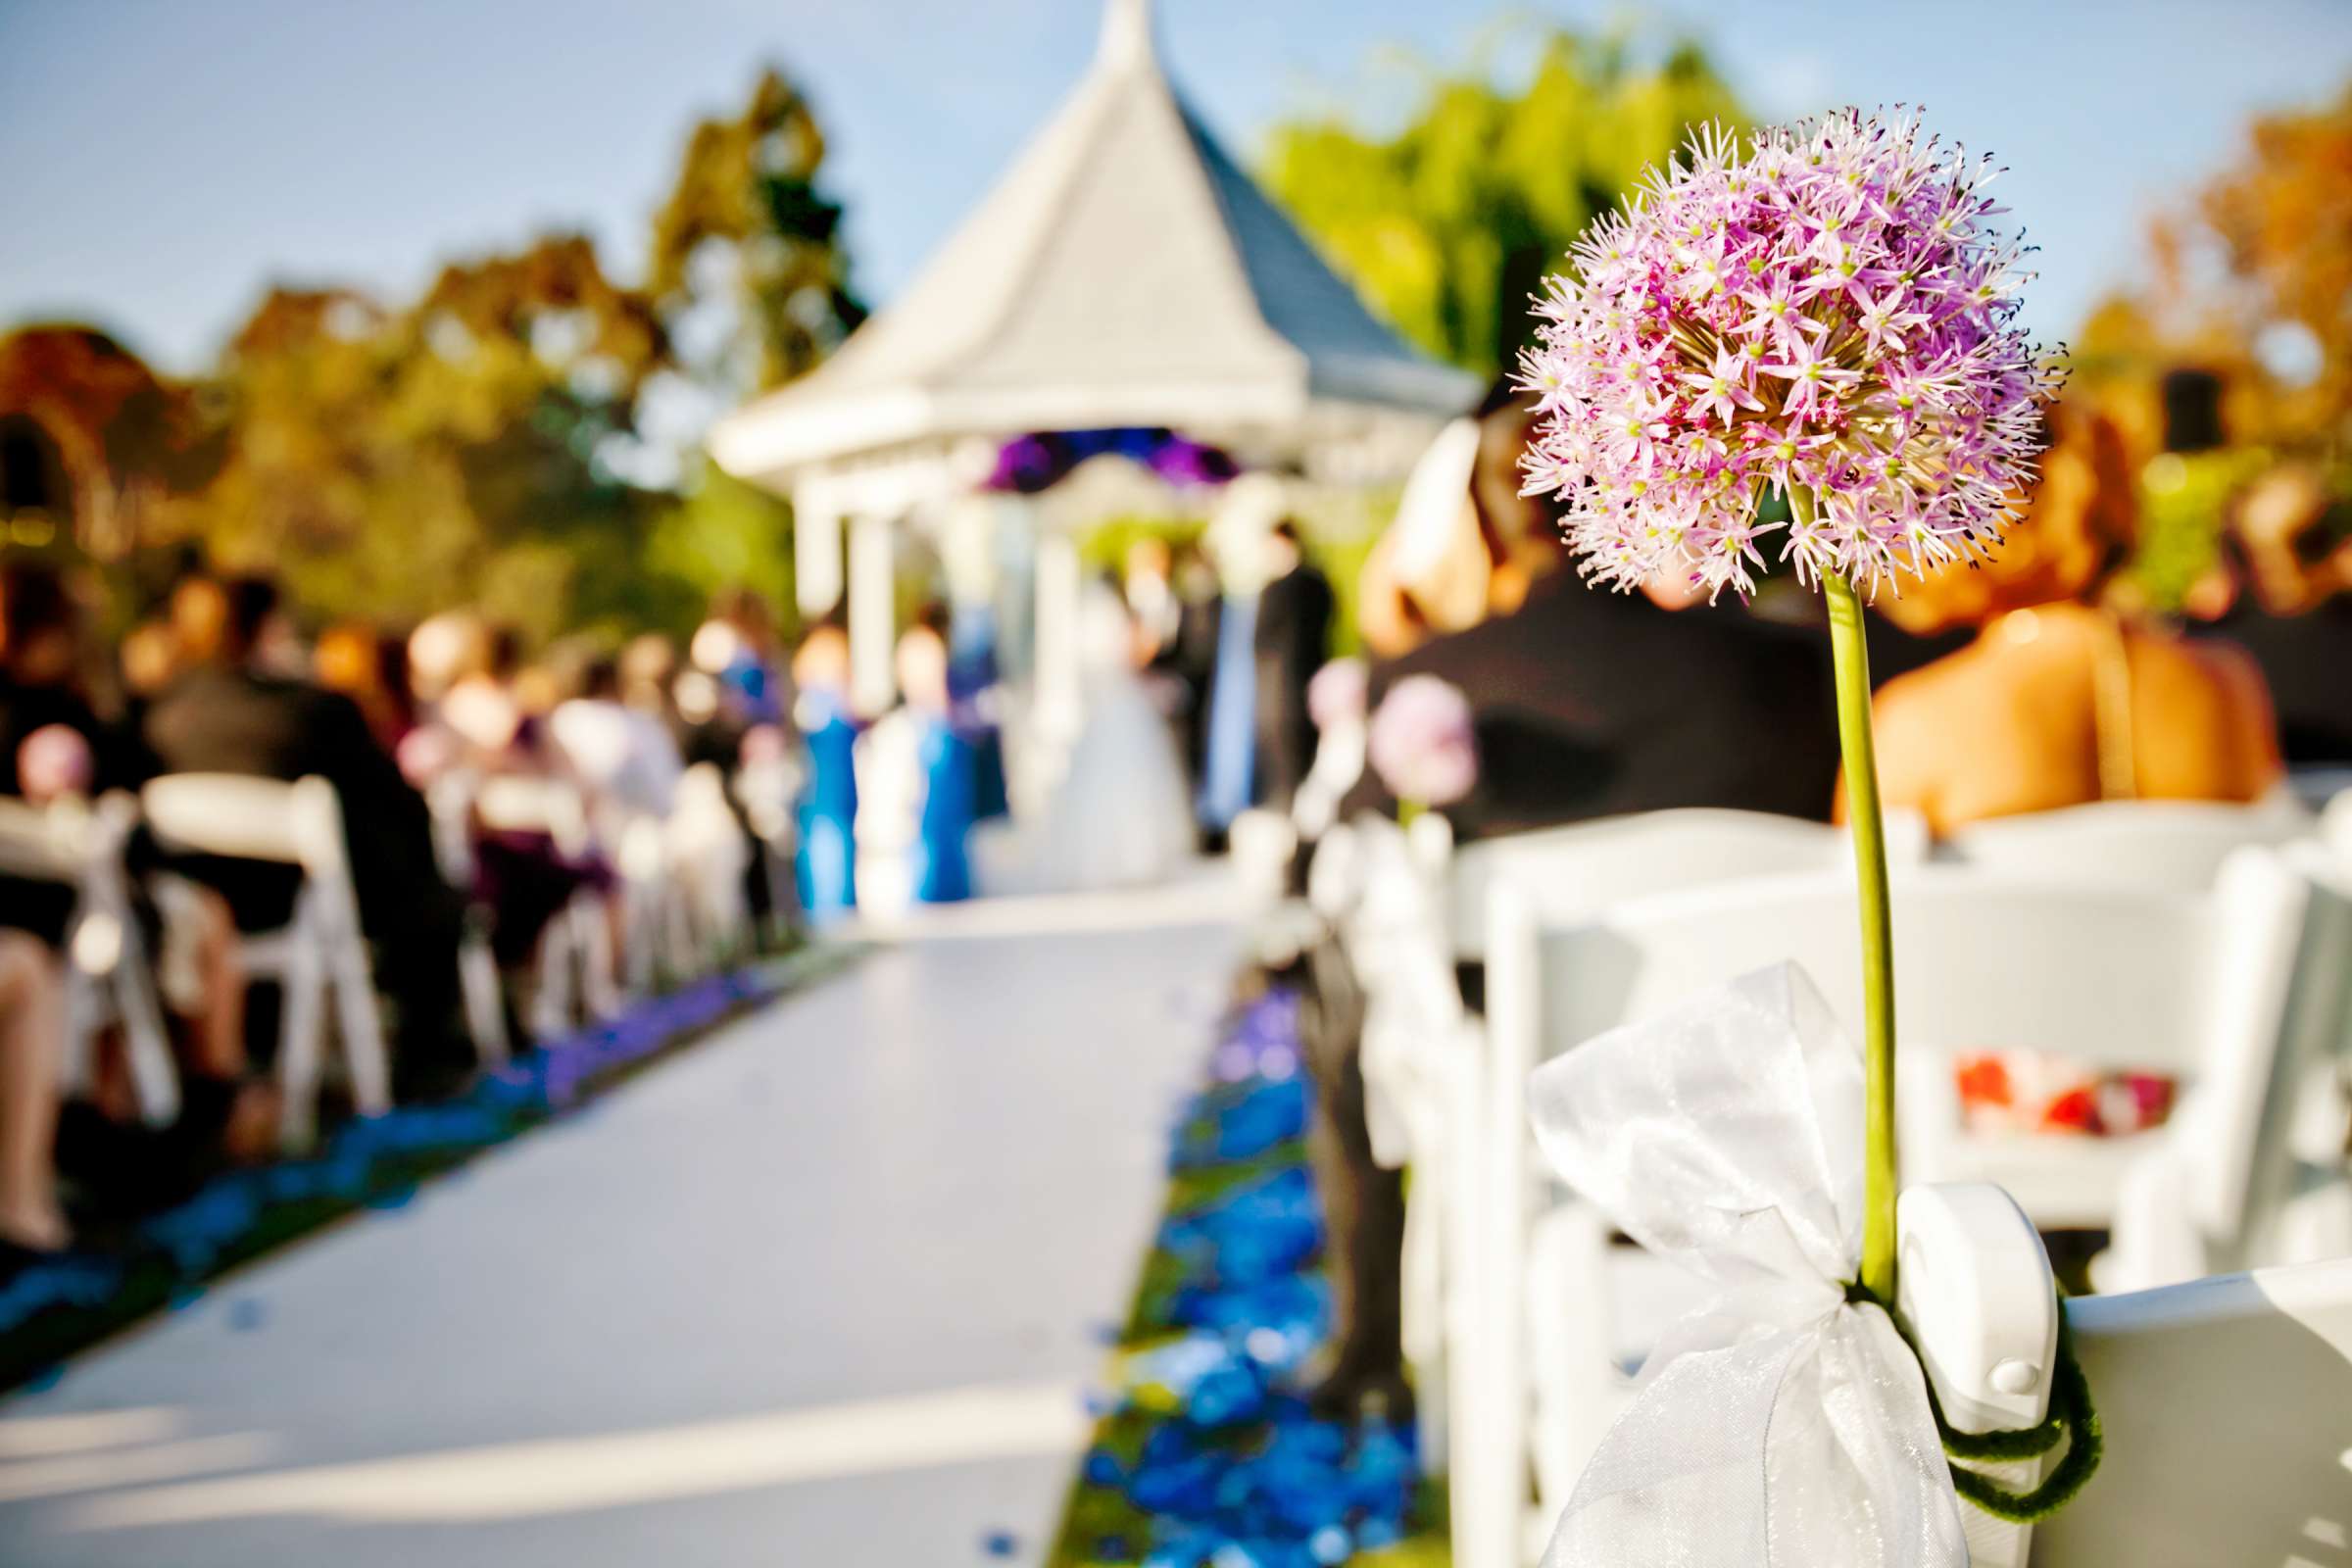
2192,844,2352,1256
470,773,592,856
1502,851,2338,1245
1450,808,1918,959
0,795,82,882
140,773,348,884
424,771,480,889
2029,1258,2352,1567
1523,866,2228,1077
667,761,743,858
1948,796,2315,894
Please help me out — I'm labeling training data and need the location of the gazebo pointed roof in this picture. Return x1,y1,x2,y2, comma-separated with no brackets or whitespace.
711,0,1476,487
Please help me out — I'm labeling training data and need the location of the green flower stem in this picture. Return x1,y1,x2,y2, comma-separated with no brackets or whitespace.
1806,493,1900,1308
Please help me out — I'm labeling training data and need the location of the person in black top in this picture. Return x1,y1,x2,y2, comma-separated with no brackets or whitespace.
142,575,469,1095
1,561,139,946
1347,569,1846,837
1250,519,1336,816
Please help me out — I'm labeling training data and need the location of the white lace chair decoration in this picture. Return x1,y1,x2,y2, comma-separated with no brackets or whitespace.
139,774,389,1150
471,774,620,1038
1445,807,1923,1568
2030,1256,2352,1567
1291,712,1367,845
1478,854,2328,1566
0,792,178,1125
1341,810,1477,1475
1948,793,2317,894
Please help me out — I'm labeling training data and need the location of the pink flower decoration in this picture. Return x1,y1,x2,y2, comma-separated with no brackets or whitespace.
16,723,93,804
1518,110,2060,599
1306,658,1368,732
1367,675,1478,808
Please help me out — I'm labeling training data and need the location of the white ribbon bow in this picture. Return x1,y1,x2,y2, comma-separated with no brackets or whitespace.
1526,962,1969,1568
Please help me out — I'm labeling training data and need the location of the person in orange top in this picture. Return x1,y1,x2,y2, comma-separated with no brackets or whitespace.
1859,404,2281,836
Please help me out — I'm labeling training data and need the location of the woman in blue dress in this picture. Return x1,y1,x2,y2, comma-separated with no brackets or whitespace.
897,619,976,904
790,623,858,924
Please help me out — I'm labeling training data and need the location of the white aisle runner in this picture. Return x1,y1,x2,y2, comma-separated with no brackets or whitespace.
0,902,1238,1566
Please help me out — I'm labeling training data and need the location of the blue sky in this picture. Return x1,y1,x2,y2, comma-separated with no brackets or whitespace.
4,0,2349,373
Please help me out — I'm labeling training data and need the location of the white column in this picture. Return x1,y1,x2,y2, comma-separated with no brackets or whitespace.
793,485,845,621
848,510,897,715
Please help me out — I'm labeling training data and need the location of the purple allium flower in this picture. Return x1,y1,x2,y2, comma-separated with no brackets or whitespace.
1518,110,2062,599
1367,675,1478,808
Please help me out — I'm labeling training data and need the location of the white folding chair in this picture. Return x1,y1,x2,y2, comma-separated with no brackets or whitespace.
2095,844,2352,1292
1948,794,2316,893
2029,1257,2352,1566
664,761,752,970
139,774,390,1150
471,773,620,1038
1447,807,1926,960
2324,784,2352,867
423,773,512,1069
1446,807,1922,1568
0,792,178,1125
1478,852,2327,1566
1335,811,1477,1476
732,748,804,940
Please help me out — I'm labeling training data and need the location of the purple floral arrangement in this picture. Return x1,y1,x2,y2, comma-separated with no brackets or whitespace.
1518,109,2059,601
985,427,1240,495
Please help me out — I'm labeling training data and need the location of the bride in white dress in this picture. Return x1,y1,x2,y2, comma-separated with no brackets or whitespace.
979,576,1196,894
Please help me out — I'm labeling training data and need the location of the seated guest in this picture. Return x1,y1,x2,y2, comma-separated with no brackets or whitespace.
549,651,684,822
1343,390,1852,837
2,564,270,1154
401,612,612,976
1868,406,2281,835
1,562,144,808
2181,461,2352,765
143,575,471,1094
315,621,416,756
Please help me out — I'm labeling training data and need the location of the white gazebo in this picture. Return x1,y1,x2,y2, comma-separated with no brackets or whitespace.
710,0,1476,725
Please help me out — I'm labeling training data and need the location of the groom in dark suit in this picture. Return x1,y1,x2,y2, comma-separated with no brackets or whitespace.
1250,518,1334,815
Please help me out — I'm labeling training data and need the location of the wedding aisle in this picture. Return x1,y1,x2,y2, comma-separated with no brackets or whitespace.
0,898,1240,1567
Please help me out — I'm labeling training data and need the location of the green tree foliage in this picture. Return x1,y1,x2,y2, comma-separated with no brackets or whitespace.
644,455,797,624
1261,24,1748,378
51,63,862,647
648,67,866,395
183,236,691,642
